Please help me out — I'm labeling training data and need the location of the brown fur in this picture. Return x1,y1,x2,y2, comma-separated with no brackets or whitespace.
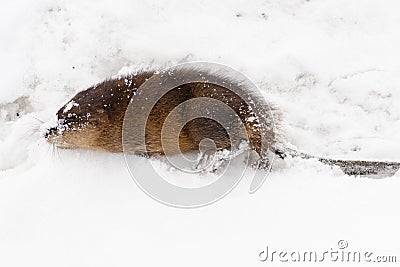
45,69,282,159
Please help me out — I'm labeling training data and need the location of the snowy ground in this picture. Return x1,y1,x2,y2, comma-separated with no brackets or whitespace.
1,0,400,266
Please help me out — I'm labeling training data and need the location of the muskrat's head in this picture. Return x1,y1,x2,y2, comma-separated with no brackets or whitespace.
44,98,109,151
43,76,147,152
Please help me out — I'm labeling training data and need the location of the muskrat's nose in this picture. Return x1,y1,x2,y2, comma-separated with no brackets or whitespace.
44,127,58,139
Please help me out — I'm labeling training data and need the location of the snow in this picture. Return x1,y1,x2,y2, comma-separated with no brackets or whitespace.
1,0,400,266
63,100,78,113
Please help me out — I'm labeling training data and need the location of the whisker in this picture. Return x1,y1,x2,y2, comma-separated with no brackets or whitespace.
25,125,40,134
52,143,55,163
13,119,42,138
26,114,44,123
45,142,52,157
27,130,37,138
54,144,61,163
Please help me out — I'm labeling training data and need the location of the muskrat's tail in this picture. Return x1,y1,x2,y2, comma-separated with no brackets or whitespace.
280,147,400,177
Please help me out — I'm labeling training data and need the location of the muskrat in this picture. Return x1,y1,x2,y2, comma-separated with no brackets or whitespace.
44,68,400,176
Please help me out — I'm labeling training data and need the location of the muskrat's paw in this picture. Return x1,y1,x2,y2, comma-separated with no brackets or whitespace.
254,158,272,170
249,150,276,170
193,149,231,174
135,152,151,159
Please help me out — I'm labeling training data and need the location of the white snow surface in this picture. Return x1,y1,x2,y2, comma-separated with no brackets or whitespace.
1,0,400,266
